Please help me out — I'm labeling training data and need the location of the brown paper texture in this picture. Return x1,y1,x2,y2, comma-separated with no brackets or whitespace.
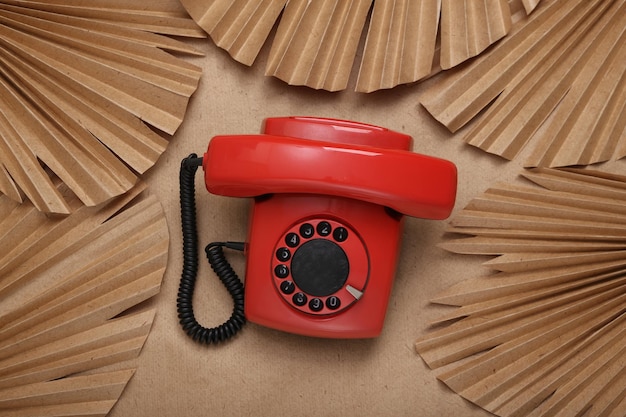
4,0,625,416
0,183,168,416
422,0,626,168
356,0,441,93
439,0,511,70
266,0,372,92
0,1,203,214
181,0,536,92
179,0,287,66
417,167,626,416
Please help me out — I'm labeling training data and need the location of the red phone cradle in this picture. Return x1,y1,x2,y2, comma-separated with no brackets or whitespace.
202,117,457,338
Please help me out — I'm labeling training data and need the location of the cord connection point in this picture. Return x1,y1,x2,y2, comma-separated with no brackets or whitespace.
182,154,203,170
204,241,246,256
226,241,246,252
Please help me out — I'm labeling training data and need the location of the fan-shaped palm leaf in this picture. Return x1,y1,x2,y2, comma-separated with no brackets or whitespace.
0,0,204,214
416,167,626,417
0,182,168,417
179,0,539,92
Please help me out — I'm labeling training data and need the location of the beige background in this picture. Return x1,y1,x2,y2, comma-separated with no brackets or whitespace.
109,35,528,417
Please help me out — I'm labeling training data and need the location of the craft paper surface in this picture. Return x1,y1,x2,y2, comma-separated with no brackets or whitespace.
416,168,626,416
0,0,203,213
0,182,168,416
180,0,534,92
421,0,626,168
3,0,624,416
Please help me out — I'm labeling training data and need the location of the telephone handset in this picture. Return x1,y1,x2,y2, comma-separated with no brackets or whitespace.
178,117,457,342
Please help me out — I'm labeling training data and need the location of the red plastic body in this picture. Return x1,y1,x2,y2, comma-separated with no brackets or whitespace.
202,117,457,338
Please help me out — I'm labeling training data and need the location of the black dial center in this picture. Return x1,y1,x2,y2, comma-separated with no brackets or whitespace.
291,239,349,297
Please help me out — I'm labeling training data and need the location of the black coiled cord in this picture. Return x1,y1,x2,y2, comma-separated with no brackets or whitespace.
177,154,246,344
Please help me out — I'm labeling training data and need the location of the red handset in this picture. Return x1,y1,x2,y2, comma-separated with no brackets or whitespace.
203,134,456,220
178,117,457,340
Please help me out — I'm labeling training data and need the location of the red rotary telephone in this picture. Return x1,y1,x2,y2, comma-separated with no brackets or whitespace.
177,117,457,342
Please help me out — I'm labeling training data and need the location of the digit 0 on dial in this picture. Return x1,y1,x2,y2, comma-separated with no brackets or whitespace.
271,218,369,315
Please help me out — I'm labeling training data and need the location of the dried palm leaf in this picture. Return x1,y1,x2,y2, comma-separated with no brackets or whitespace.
416,167,626,417
0,181,168,417
0,0,204,214
179,0,539,92
421,0,626,168
266,0,373,92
